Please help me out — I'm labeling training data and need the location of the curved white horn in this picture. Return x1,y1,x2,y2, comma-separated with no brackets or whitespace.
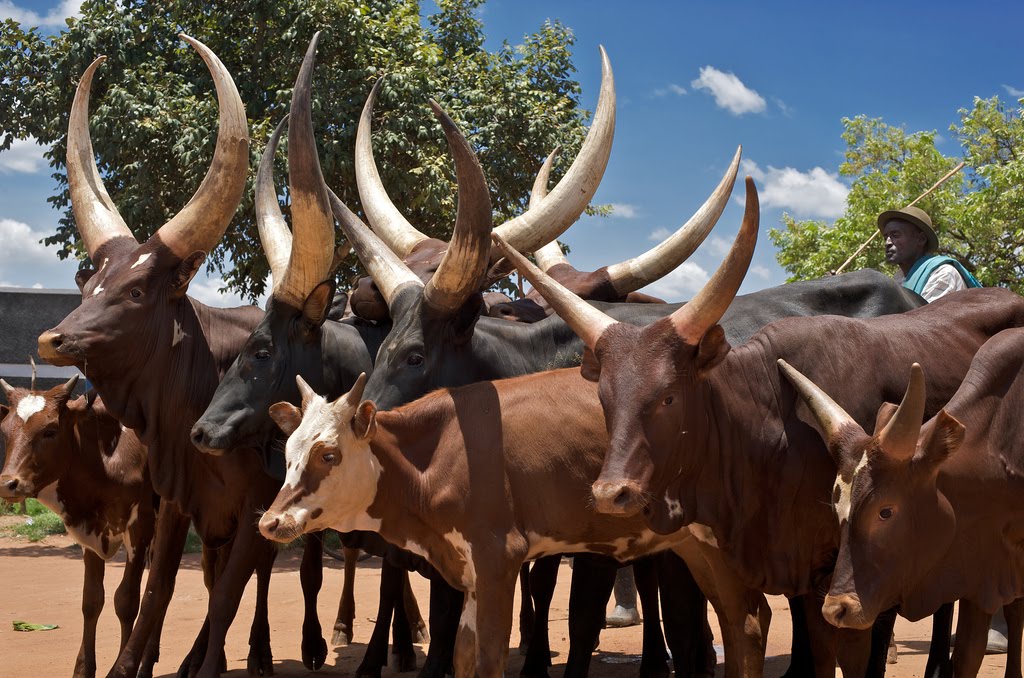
778,359,859,445
877,363,926,462
530,148,570,272
254,117,291,291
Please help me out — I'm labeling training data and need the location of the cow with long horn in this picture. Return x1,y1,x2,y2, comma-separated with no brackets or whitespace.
495,179,1024,674
36,35,335,677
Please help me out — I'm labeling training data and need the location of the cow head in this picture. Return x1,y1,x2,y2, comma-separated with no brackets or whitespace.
36,37,249,392
0,376,80,499
493,175,758,534
192,35,341,454
259,374,379,542
778,360,960,629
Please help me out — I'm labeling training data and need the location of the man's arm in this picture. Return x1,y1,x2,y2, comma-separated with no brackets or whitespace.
920,263,967,302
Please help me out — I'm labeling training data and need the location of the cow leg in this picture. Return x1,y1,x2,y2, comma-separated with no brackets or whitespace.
864,607,898,677
1004,599,1024,678
247,541,276,675
333,546,360,645
951,600,992,677
656,551,715,678
391,571,418,672
563,554,617,678
520,555,559,678
518,563,536,653
672,538,768,678
404,574,429,643
137,601,170,678
356,559,404,678
924,603,955,678
471,569,521,678
299,531,328,670
418,575,463,678
107,505,191,678
114,522,151,653
634,557,671,678
781,597,815,678
178,544,225,677
453,592,478,678
75,549,105,678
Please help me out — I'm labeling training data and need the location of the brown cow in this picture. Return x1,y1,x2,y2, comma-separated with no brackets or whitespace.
0,377,156,678
492,182,1024,675
778,330,1024,676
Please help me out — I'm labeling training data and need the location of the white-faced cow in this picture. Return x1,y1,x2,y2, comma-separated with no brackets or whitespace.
778,333,1024,677
36,35,333,677
1,377,156,678
496,182,1024,675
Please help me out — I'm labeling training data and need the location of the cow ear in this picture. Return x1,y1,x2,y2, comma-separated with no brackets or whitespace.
302,279,336,329
352,400,378,441
694,325,730,376
170,251,206,297
580,347,602,382
450,293,484,343
75,267,97,292
872,402,899,435
914,409,964,468
269,402,303,436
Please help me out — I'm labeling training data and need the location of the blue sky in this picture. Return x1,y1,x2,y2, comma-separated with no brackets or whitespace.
2,0,1023,305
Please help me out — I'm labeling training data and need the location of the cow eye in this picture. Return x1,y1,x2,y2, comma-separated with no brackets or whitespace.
41,427,59,439
321,452,337,464
663,395,675,406
130,287,143,299
255,348,271,360
406,353,424,367
879,507,894,521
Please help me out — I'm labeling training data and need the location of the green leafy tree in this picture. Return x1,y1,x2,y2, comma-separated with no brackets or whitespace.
1,0,591,299
769,100,1024,294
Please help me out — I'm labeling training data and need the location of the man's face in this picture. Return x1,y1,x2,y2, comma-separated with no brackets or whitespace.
883,220,927,267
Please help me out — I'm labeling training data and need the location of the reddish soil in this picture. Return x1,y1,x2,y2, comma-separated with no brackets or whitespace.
0,526,1009,677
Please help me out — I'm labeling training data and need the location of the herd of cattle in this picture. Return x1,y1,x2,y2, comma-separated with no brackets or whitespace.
1,31,1022,678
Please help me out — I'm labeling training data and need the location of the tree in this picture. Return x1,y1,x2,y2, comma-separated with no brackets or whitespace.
768,99,1024,294
0,0,591,299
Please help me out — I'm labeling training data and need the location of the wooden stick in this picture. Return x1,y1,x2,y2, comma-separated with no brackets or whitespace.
833,161,966,275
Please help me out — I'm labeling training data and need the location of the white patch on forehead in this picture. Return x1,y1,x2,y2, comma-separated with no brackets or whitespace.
834,452,869,524
665,492,684,520
15,395,46,422
444,529,477,587
283,394,340,488
130,253,152,269
172,320,187,347
92,284,105,297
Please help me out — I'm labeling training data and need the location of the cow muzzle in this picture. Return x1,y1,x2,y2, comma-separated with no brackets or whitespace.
190,421,229,456
37,331,80,366
0,475,33,500
822,592,873,630
258,509,308,543
591,479,646,516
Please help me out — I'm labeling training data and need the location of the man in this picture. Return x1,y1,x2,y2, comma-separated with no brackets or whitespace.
879,205,981,301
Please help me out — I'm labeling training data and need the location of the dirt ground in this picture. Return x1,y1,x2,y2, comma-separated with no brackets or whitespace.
0,527,1010,677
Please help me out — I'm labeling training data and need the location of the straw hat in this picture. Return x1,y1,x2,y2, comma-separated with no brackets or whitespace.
877,206,938,254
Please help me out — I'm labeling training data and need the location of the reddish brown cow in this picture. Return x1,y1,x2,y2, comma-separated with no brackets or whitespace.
493,182,1024,675
0,377,156,678
779,330,1024,676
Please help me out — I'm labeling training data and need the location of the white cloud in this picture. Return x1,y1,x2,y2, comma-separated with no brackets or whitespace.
0,218,80,288
0,137,49,174
750,264,772,280
641,261,710,301
742,159,849,219
0,0,82,28
690,66,766,116
773,97,794,117
186,274,266,309
609,203,640,219
706,236,732,257
1003,84,1024,98
654,83,687,97
648,227,671,242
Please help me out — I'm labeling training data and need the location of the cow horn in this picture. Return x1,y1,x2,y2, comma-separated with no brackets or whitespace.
422,101,493,315
605,146,741,296
355,79,430,258
530,148,570,272
67,56,138,261
877,363,926,462
669,176,759,344
492,46,615,255
343,373,368,408
255,117,291,292
777,359,858,447
492,233,616,349
295,374,317,408
152,35,249,257
328,188,422,308
0,378,13,400
271,33,336,308
55,374,80,402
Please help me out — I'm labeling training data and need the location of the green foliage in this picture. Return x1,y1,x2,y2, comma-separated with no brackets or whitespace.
1,0,591,300
0,497,52,516
769,100,1024,294
6,503,67,541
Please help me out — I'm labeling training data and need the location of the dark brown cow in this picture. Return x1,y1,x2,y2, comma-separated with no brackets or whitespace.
256,370,756,678
779,330,1024,676
0,377,156,678
493,183,1024,675
35,36,330,677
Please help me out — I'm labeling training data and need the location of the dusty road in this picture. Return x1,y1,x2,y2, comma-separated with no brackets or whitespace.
0,529,1009,677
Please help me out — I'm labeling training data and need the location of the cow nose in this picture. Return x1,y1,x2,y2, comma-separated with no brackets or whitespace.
38,330,64,355
259,514,280,537
822,593,868,629
592,480,644,516
0,476,21,497
190,423,225,456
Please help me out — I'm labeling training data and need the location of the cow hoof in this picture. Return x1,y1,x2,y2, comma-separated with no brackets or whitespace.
332,625,353,646
606,604,642,628
248,642,274,675
137,666,155,678
73,660,97,678
414,620,430,644
393,651,418,673
302,636,328,670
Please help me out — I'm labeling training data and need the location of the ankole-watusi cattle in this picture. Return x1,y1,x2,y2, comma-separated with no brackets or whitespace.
0,377,157,678
779,330,1024,676
495,184,1024,675
35,35,335,677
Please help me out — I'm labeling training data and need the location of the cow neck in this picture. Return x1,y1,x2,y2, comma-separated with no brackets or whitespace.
320,320,387,397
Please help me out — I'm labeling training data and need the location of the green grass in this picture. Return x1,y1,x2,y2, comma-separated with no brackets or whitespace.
7,503,67,542
1,498,53,517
